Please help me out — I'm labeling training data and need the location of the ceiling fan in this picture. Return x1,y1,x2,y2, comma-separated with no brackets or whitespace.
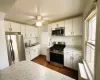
26,15,49,27
25,3,50,27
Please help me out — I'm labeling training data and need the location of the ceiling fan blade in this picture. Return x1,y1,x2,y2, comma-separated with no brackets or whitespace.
43,17,49,20
25,18,37,22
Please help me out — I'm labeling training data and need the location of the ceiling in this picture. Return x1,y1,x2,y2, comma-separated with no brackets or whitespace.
1,0,85,25
0,0,17,13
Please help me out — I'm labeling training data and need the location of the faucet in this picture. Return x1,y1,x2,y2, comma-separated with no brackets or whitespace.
29,40,31,46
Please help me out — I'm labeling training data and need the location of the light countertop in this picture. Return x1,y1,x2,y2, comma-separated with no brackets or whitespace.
64,46,82,52
0,61,75,80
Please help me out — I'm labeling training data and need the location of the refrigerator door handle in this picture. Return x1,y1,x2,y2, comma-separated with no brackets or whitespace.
9,38,15,63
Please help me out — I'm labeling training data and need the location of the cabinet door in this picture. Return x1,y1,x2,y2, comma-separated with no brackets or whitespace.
4,21,11,32
20,24,26,37
64,52,73,68
30,48,34,60
30,47,38,60
37,45,40,55
65,19,73,36
10,22,21,32
57,21,65,28
25,49,31,61
34,27,38,37
72,52,82,70
26,26,31,37
48,24,52,37
35,46,39,57
73,17,83,35
31,27,35,37
52,23,57,30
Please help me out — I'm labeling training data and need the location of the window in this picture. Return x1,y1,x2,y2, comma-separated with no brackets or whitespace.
85,14,96,77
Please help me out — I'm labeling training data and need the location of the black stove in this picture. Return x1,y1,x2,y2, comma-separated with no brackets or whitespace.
50,43,65,67
50,44,65,54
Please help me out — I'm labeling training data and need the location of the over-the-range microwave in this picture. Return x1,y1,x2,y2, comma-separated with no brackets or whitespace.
52,27,65,36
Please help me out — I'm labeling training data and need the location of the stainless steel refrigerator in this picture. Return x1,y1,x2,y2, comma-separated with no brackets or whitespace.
6,32,25,66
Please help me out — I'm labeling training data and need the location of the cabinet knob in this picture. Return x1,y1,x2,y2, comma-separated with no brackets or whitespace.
71,32,72,34
9,28,12,31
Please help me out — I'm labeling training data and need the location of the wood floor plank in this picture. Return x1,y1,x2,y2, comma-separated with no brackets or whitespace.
32,55,78,80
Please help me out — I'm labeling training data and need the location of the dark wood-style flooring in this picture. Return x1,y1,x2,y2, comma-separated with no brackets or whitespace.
32,55,78,80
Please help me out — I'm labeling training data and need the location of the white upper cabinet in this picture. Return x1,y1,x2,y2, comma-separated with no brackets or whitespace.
73,17,83,35
65,16,83,36
20,24,26,37
48,24,52,37
10,22,21,32
26,25,32,37
52,23,57,29
31,27,38,37
57,21,65,28
4,21,11,32
51,21,65,30
4,21,21,32
26,25,37,38
65,19,73,36
34,27,38,37
31,27,35,37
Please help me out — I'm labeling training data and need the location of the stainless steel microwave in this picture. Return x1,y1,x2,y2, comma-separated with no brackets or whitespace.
52,27,65,36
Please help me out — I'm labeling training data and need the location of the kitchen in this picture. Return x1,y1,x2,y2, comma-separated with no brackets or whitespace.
0,0,100,80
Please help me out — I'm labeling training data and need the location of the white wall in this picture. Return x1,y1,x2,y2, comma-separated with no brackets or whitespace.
51,36,82,47
24,37,37,44
0,12,9,70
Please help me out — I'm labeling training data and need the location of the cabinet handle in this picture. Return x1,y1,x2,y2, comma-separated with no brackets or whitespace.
57,24,59,27
9,28,12,31
72,57,74,60
71,32,72,34
11,28,12,31
70,56,72,60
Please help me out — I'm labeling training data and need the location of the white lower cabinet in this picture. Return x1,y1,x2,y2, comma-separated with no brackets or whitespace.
72,52,82,70
64,52,73,69
25,48,31,61
64,51,82,70
25,45,40,61
30,47,36,60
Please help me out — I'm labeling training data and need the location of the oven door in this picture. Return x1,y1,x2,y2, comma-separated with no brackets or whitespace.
50,52,64,65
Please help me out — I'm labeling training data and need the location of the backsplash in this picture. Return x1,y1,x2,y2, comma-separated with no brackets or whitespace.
24,37,37,44
51,36,82,47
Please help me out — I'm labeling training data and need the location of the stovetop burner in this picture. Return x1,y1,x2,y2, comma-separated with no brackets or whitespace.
50,44,65,54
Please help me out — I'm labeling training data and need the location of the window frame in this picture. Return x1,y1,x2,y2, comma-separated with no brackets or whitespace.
84,11,97,79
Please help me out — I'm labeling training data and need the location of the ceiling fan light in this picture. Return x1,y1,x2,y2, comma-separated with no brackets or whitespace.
36,21,42,26
37,16,42,20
